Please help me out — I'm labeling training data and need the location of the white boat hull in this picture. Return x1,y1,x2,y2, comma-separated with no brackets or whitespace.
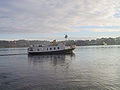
28,48,75,55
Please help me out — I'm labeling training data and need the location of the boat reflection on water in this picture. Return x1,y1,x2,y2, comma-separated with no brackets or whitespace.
28,54,75,66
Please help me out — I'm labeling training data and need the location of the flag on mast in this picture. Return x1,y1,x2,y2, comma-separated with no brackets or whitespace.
64,34,68,39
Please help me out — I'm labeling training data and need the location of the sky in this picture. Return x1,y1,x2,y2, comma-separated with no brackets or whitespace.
0,0,120,40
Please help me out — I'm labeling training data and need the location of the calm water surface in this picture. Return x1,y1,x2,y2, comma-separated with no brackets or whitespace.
0,46,120,90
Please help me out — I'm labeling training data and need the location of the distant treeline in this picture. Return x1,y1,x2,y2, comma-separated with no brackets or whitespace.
0,40,50,48
65,37,120,46
0,37,120,48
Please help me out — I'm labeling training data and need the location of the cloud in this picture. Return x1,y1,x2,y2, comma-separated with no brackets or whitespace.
0,0,120,34
72,26,120,32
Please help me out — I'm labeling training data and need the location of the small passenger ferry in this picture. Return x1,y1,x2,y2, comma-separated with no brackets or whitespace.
28,40,75,55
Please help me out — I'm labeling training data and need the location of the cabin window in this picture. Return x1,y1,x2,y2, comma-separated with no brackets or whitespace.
57,47,59,49
50,48,52,50
54,47,56,50
30,48,33,51
39,45,42,47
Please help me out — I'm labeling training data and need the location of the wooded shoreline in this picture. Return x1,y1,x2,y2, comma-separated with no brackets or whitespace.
0,37,120,48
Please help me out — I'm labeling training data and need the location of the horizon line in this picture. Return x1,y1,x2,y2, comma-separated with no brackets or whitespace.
0,36,119,41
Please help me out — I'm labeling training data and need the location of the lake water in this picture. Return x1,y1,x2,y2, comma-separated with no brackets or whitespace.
0,46,120,90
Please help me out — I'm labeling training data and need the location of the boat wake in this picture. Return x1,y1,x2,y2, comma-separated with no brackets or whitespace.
0,53,27,56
